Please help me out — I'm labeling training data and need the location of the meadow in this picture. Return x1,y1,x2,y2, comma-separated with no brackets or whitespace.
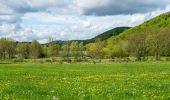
0,62,170,100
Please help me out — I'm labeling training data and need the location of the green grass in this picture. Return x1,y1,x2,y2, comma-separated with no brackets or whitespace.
0,62,170,100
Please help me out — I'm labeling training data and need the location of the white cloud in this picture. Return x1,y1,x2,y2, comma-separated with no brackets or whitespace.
0,0,170,43
75,0,111,9
74,0,170,15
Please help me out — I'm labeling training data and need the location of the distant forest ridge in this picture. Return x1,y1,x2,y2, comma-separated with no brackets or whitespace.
55,27,131,45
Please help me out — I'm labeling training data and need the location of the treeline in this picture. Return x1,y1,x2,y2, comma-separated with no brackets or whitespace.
0,28,170,63
0,37,85,63
102,28,170,61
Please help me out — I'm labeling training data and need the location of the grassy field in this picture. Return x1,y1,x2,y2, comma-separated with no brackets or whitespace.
0,62,170,100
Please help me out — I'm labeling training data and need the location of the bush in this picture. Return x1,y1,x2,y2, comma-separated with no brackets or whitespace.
166,57,170,61
62,58,71,63
13,58,24,63
51,58,58,62
45,59,52,63
92,60,96,64
109,59,115,62
59,60,63,64
37,59,45,64
72,58,83,63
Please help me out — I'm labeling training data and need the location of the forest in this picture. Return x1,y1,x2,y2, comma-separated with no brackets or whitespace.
0,28,170,63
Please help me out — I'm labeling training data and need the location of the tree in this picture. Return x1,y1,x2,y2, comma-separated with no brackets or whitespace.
128,33,147,61
79,42,84,60
103,39,127,59
146,29,168,60
86,38,104,59
162,28,170,56
29,40,42,59
61,41,70,63
0,38,16,60
48,44,60,57
47,37,59,57
70,41,79,60
86,43,96,59
95,38,104,59
16,43,29,59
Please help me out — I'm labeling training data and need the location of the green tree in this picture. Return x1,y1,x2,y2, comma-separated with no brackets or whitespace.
86,43,96,59
86,38,104,59
95,38,104,59
70,41,80,61
146,29,167,60
61,41,70,63
47,37,60,57
162,28,170,56
29,40,42,59
48,44,60,57
128,33,147,61
79,42,84,60
103,39,126,59
0,38,16,60
16,43,29,59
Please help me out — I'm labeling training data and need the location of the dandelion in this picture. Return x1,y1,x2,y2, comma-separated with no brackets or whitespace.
4,96,9,100
50,90,55,93
52,96,58,100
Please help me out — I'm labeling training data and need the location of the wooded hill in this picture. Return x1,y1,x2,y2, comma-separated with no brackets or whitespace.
100,12,170,60
55,27,130,45
109,12,170,41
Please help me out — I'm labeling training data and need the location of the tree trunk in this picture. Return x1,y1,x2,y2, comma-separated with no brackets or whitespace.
155,52,160,61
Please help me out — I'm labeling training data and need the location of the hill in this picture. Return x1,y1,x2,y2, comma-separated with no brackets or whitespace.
109,12,170,41
55,27,130,45
85,27,130,43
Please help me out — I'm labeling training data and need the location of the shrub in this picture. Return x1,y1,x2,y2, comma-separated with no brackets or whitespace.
166,57,170,61
13,58,24,63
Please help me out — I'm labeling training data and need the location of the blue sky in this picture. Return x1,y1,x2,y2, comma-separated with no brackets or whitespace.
0,0,170,43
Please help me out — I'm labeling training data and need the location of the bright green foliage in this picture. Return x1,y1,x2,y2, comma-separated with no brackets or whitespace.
103,44,125,59
86,43,96,58
110,12,170,41
47,37,60,57
103,38,128,59
70,41,79,60
0,62,169,99
86,38,104,59
104,12,170,60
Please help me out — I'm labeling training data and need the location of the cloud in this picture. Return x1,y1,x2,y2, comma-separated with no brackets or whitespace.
75,0,170,16
0,0,71,23
1,0,70,13
0,0,170,43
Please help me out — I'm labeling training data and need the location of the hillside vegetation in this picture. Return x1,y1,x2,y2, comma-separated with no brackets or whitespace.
111,12,170,41
100,12,170,60
85,27,130,43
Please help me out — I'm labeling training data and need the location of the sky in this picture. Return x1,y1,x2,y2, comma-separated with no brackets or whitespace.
0,0,170,43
